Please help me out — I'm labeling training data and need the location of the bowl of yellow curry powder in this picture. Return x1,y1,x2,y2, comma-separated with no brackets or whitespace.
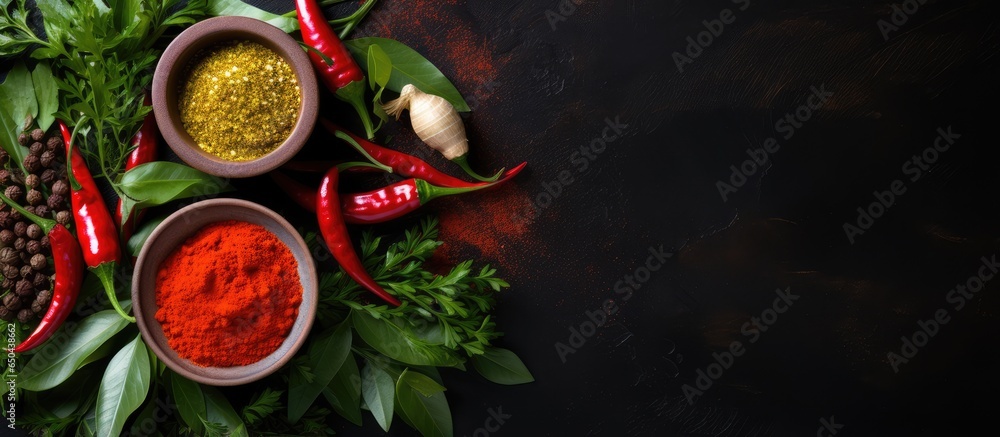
152,16,319,178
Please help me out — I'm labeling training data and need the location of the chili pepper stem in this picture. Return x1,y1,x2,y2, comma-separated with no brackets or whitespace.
0,191,56,234
336,81,376,140
334,130,392,172
452,154,502,182
93,262,135,323
415,179,492,204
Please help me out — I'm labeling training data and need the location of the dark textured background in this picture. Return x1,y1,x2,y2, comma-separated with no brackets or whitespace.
7,0,1000,435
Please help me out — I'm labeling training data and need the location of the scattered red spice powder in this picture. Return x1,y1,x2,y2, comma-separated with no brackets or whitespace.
155,220,302,367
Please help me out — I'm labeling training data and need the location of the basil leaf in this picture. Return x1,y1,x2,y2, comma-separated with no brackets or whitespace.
18,310,131,391
395,369,453,437
323,353,363,426
288,322,352,423
206,0,298,33
203,385,247,436
367,44,392,90
171,371,207,434
361,362,395,431
351,311,463,367
127,215,166,257
31,61,58,131
119,161,231,210
96,334,152,437
346,37,471,112
0,61,34,169
471,347,535,385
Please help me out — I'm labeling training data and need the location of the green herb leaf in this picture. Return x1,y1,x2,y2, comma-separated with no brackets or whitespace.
288,322,352,423
346,37,471,112
18,310,131,391
31,61,58,131
202,385,247,437
95,334,151,437
323,353,363,426
471,347,535,385
206,0,298,33
361,361,395,431
127,215,166,257
119,161,231,212
241,388,282,426
367,44,392,91
170,370,207,434
395,369,453,437
0,60,34,169
351,311,463,367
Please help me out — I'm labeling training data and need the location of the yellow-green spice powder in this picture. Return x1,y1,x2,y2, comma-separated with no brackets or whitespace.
178,41,300,161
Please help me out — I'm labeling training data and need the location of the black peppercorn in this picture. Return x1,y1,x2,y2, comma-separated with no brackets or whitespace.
47,193,65,210
13,221,27,237
26,224,42,240
26,240,41,255
30,253,46,271
40,235,49,249
30,128,45,141
55,210,72,226
35,289,51,304
46,135,62,150
0,306,10,321
4,185,23,202
13,237,25,251
0,247,19,264
17,308,34,323
19,264,33,278
24,174,40,188
3,293,21,311
1,265,19,279
40,169,56,185
34,205,50,218
0,212,10,229
29,141,44,156
31,299,46,314
16,280,33,297
52,180,69,196
8,208,20,222
23,155,40,173
16,132,29,146
26,189,44,206
40,150,56,168
33,274,49,289
1,279,13,290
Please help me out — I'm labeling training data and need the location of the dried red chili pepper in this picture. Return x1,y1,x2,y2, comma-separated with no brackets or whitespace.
317,167,401,306
115,97,158,243
321,120,527,189
296,0,375,139
59,120,133,323
271,162,527,221
0,193,84,353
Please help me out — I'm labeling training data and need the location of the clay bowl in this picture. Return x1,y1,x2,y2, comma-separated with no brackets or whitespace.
132,198,317,386
152,16,318,178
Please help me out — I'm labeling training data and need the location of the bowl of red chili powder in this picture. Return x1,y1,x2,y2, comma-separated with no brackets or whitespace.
132,198,317,386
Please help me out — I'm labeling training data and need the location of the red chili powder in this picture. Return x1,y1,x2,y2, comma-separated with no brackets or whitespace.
433,185,540,274
155,220,302,367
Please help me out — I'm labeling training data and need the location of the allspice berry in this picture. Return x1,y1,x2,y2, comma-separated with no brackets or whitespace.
17,132,29,146
29,141,44,156
30,253,47,271
1,265,19,279
46,136,62,151
40,150,57,168
23,155,41,173
13,237,25,251
0,306,10,321
33,274,49,289
30,128,45,141
19,265,33,278
34,205,50,218
36,289,52,304
41,169,56,185
40,235,50,249
31,300,46,314
47,193,65,210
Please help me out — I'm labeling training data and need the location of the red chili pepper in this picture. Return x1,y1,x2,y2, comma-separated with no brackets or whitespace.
318,168,401,306
59,120,133,323
272,162,527,221
321,120,525,189
0,193,84,353
115,98,158,244
296,0,375,139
